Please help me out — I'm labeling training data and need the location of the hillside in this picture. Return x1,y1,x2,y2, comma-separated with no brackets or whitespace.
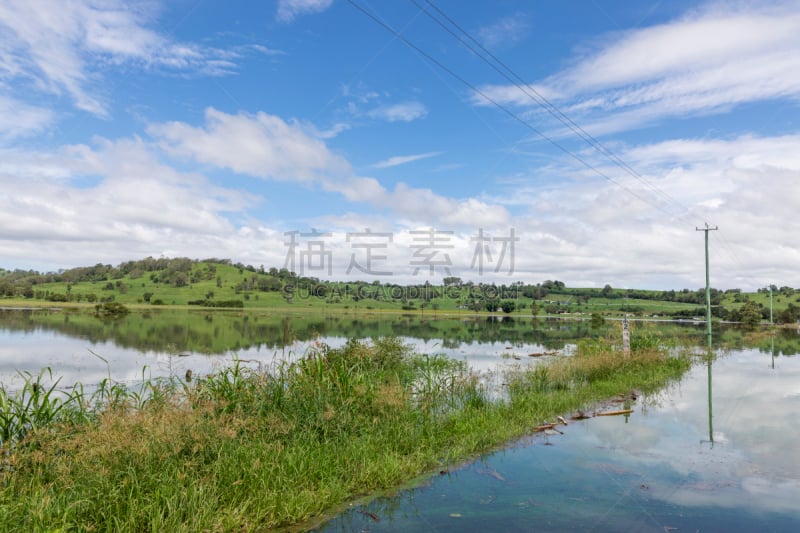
1,257,798,323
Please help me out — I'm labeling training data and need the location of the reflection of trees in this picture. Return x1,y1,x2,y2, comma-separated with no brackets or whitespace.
0,309,742,355
717,326,800,357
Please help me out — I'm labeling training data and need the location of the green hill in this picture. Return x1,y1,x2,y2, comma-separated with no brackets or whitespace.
1,257,799,323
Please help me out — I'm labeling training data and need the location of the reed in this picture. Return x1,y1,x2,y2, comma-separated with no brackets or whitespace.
0,337,694,531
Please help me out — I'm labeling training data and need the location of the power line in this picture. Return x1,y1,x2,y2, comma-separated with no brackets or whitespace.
345,0,684,220
415,0,696,225
348,1,774,292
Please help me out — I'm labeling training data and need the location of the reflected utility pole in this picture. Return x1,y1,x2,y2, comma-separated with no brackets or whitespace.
771,334,776,370
706,343,714,447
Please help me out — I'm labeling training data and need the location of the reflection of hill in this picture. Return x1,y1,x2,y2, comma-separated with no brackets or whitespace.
717,327,800,356
0,309,727,354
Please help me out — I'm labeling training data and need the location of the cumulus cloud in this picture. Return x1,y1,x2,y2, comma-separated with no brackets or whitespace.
148,108,508,229
149,108,353,183
484,133,800,289
0,137,265,271
472,2,800,135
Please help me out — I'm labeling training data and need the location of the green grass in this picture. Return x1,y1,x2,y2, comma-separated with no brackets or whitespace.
0,336,694,531
0,259,714,316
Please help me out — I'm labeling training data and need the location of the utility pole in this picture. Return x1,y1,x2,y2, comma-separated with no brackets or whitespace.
696,223,718,341
769,285,774,325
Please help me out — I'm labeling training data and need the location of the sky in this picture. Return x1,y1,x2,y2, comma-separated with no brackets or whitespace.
1,0,799,290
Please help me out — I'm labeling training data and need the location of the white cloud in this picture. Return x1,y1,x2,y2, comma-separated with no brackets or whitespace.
0,0,249,116
472,2,800,135
149,108,353,183
368,101,428,122
0,95,53,139
149,108,508,228
483,132,800,290
277,0,334,22
477,14,528,49
0,137,262,270
339,179,510,228
372,151,441,169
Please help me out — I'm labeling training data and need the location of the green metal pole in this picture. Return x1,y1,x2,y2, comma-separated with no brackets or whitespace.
704,227,712,340
707,348,714,446
769,286,773,325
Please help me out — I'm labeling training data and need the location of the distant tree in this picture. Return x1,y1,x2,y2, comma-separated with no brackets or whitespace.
484,299,500,313
590,312,605,328
545,303,560,314
778,304,800,324
601,284,613,297
738,301,762,328
500,300,516,313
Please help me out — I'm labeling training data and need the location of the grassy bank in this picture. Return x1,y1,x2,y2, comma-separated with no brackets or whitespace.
0,337,693,531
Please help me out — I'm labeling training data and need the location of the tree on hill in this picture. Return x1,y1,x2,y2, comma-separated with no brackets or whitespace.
738,300,762,328
500,300,516,313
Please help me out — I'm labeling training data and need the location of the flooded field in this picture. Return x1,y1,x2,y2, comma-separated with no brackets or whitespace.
2,308,798,530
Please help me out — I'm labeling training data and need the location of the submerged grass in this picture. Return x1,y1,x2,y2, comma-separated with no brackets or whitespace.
0,336,693,531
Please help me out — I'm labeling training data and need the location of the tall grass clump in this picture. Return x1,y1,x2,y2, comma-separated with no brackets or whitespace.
0,369,84,446
0,339,489,530
506,326,692,420
0,335,695,531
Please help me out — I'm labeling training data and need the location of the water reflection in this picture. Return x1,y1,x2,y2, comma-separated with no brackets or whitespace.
2,308,800,528
0,309,626,390
317,346,800,532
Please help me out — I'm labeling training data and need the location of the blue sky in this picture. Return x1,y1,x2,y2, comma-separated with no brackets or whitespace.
1,0,799,290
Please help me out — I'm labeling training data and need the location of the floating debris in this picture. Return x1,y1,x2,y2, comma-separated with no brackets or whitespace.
475,467,505,482
357,510,380,522
596,409,634,416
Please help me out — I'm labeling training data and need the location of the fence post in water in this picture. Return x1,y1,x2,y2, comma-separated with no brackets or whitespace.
622,317,630,357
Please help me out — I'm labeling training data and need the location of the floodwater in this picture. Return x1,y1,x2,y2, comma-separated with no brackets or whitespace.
1,308,799,530
0,308,612,390
317,347,800,532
